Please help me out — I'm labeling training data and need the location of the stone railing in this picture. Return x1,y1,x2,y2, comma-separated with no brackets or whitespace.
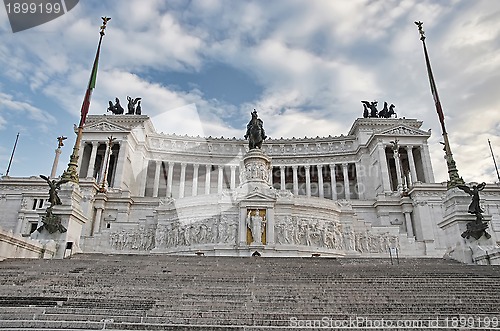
0,227,56,260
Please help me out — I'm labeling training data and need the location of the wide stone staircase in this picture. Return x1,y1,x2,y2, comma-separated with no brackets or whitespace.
0,254,499,330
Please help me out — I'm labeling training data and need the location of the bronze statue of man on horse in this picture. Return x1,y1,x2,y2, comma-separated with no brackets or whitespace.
244,110,267,149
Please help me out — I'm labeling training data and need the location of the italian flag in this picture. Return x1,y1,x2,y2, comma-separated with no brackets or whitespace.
78,36,102,128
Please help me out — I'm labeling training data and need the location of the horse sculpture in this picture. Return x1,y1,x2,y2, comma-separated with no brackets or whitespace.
361,100,378,117
361,100,397,118
107,98,124,115
244,110,267,150
387,104,397,118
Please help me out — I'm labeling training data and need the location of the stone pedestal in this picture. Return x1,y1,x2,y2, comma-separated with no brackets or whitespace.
236,149,276,253
239,149,272,192
32,183,88,259
440,188,500,264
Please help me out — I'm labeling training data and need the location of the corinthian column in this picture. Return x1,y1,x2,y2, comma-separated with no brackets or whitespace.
192,164,199,196
305,165,311,197
317,164,324,198
330,164,337,200
179,163,187,198
292,165,298,195
342,163,350,200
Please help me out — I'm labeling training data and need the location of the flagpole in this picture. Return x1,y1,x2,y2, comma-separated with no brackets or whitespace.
488,139,500,183
415,21,464,189
62,17,110,184
5,132,20,176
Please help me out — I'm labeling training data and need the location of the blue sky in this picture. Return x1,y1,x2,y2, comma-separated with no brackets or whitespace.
0,0,499,184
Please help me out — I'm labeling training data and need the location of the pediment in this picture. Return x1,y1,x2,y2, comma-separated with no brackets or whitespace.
380,125,429,136
84,121,129,132
234,185,277,203
244,191,276,201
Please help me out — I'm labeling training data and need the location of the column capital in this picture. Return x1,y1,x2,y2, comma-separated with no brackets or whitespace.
168,161,174,167
304,164,310,170
405,145,414,151
317,164,323,169
329,163,336,169
230,165,237,170
292,165,298,170
205,164,211,169
279,165,285,170
342,162,348,168
180,162,187,168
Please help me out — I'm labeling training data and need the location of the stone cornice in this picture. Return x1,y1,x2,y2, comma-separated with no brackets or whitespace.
348,118,425,136
85,115,156,133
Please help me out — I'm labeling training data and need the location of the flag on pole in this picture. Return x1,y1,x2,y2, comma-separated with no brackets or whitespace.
78,36,102,128
422,40,447,134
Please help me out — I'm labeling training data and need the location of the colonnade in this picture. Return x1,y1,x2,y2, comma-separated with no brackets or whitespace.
273,163,360,200
379,144,433,192
78,140,433,200
79,141,123,187
143,162,239,198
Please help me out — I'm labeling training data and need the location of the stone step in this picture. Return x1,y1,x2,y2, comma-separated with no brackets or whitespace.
2,307,499,325
0,255,499,330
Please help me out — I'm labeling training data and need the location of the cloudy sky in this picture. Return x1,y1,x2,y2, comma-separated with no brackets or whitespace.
0,0,499,184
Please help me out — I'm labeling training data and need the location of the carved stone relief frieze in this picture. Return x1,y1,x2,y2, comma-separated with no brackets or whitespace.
109,227,156,251
353,230,399,253
155,215,238,248
274,216,345,250
244,161,271,183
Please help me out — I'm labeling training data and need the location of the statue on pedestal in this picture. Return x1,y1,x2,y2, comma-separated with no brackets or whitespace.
38,175,69,233
458,182,490,240
40,175,68,207
244,110,267,149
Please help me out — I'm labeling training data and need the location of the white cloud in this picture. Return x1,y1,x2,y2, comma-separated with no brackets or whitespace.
0,93,57,126
0,115,6,130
